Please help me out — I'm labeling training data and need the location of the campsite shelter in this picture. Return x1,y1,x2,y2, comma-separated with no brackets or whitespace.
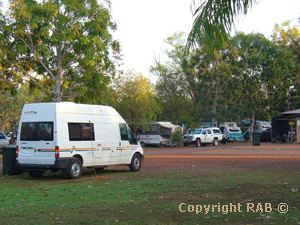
271,109,300,143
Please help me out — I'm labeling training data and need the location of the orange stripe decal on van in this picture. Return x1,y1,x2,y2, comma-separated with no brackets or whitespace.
59,146,96,153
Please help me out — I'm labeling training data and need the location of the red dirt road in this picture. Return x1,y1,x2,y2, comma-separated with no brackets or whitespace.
140,142,300,173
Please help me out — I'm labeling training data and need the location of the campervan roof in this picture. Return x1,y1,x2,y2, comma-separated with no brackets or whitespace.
221,122,237,127
23,102,119,115
152,122,179,129
259,121,271,128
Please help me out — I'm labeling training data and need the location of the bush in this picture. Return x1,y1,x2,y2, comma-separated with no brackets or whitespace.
171,131,182,147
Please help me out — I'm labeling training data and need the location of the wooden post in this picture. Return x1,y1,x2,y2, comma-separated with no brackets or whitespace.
297,119,300,143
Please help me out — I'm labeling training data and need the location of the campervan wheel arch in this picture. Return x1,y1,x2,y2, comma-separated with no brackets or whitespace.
72,154,83,164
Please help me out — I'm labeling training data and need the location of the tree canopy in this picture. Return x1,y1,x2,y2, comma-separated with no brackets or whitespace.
111,70,161,134
152,30,298,128
187,0,257,51
0,0,120,102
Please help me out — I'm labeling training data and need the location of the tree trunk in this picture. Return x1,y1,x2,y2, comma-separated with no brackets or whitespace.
212,97,217,126
250,113,255,143
54,78,61,102
55,46,62,102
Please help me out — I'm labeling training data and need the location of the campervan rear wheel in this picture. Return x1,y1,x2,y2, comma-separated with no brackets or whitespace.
67,158,82,179
129,154,142,172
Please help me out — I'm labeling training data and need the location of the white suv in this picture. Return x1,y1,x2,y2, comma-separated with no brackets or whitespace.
183,127,224,147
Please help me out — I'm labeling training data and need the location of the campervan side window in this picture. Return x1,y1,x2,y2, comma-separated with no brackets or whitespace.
20,122,53,141
120,124,128,140
160,126,172,135
119,124,137,144
150,124,158,133
68,123,95,141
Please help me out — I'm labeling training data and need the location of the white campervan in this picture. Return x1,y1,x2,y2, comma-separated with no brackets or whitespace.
16,102,144,179
220,122,244,141
139,122,183,147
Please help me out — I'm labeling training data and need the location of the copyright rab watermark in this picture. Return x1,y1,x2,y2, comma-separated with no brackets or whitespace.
179,203,288,214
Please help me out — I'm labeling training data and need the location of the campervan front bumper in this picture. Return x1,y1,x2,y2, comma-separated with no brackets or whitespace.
17,157,72,171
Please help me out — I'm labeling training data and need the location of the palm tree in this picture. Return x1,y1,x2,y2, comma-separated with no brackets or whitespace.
187,0,258,51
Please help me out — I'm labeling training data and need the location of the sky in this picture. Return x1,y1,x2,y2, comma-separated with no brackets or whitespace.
110,0,300,83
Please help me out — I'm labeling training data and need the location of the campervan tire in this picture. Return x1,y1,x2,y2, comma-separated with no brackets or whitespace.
213,138,219,146
28,170,44,178
67,158,82,179
129,154,142,172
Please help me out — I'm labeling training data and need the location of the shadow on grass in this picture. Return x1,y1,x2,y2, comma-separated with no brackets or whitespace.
0,166,133,182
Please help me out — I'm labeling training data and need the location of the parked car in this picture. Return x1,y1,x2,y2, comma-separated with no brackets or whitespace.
6,132,12,138
220,122,244,141
183,127,224,147
0,131,10,153
139,122,183,147
260,128,271,142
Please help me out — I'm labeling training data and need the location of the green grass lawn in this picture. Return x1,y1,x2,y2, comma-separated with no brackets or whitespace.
0,167,299,225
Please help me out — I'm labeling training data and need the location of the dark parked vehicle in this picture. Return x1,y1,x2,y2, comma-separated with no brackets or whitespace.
260,128,271,142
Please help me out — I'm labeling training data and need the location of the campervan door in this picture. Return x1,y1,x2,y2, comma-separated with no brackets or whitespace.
18,104,56,165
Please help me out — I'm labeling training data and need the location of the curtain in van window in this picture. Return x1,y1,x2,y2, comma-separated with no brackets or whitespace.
69,123,81,141
20,122,53,141
38,122,53,141
81,123,95,140
20,123,37,141
68,123,95,141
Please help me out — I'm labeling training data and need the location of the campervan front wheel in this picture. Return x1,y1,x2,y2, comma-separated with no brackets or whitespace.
67,158,82,179
129,154,142,172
